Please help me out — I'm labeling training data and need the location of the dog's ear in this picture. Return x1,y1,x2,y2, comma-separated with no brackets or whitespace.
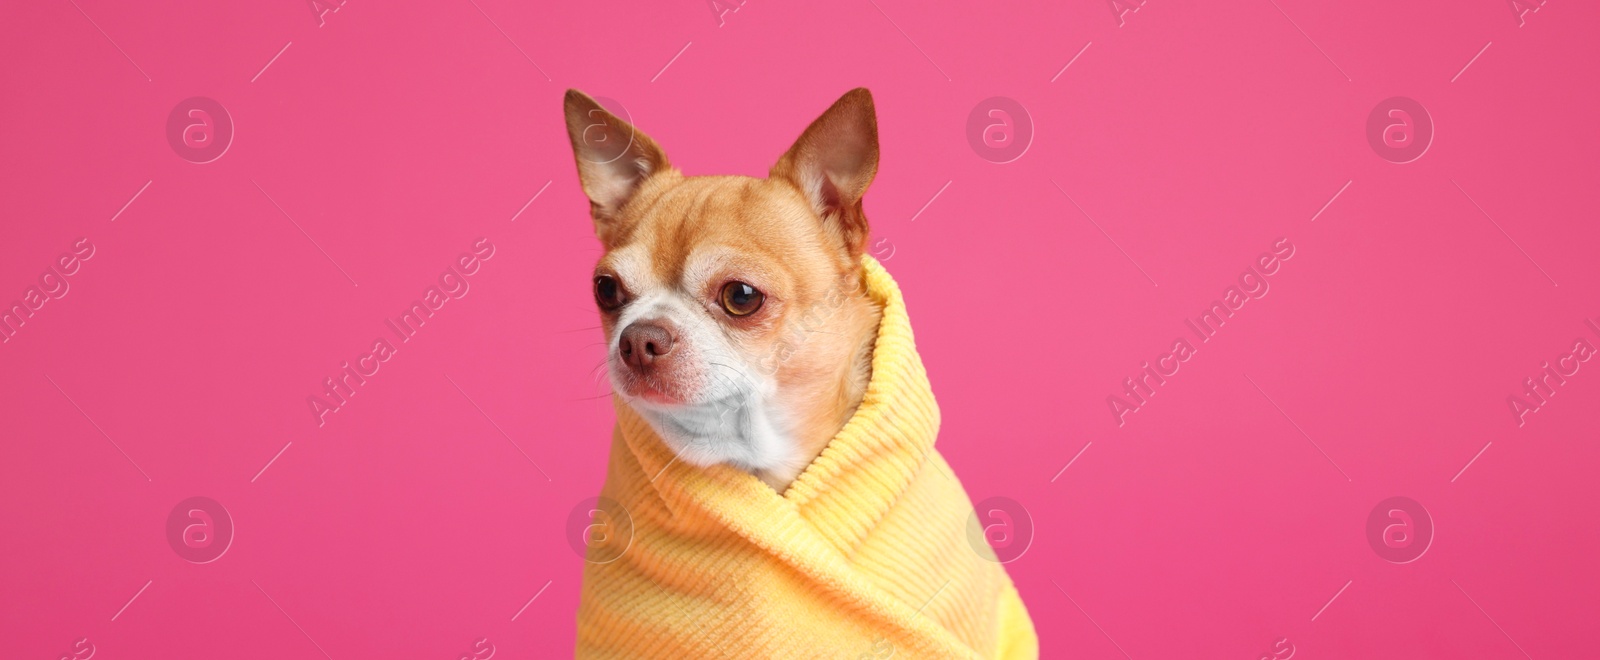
563,90,671,239
770,88,879,258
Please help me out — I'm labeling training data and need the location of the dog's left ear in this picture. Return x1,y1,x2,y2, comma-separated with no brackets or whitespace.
770,88,879,258
563,89,672,241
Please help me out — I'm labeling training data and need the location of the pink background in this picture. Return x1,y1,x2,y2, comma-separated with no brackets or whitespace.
3,0,1597,657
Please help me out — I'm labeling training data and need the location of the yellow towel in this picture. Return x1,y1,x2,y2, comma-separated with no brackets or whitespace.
575,256,1038,659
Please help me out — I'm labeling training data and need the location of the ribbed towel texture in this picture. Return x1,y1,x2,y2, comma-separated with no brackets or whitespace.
576,256,1038,659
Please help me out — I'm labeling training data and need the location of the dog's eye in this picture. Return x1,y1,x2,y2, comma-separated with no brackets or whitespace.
594,275,625,311
719,281,764,317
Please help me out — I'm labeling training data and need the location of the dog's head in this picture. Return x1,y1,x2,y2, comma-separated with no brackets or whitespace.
562,88,882,475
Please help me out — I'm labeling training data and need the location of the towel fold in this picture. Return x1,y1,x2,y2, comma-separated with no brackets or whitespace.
576,256,1038,659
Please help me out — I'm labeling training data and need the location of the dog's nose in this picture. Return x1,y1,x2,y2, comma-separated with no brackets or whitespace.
619,322,675,370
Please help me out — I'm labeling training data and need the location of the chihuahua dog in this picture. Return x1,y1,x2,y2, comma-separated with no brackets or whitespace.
563,88,884,491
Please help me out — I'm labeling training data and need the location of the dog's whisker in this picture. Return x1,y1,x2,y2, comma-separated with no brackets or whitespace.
707,359,755,382
705,361,752,396
703,365,745,401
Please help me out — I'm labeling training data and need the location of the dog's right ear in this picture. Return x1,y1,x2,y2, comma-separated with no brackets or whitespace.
563,90,671,238
770,88,879,259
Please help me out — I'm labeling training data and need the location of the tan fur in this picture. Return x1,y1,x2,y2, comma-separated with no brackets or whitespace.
564,89,884,492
